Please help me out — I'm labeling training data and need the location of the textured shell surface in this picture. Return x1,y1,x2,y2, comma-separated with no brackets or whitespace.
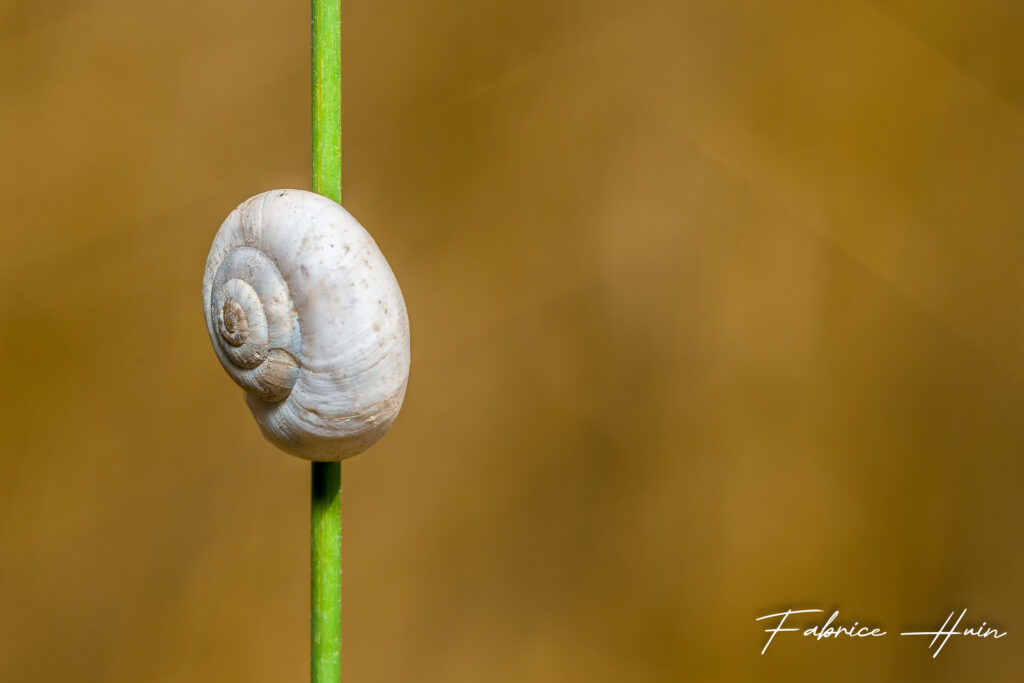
203,189,410,460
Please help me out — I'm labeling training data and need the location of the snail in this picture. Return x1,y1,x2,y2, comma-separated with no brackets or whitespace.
202,189,410,460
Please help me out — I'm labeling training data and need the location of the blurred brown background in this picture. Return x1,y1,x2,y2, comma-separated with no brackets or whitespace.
3,0,1024,680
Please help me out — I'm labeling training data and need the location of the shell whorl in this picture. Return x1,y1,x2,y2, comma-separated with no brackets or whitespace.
203,189,410,461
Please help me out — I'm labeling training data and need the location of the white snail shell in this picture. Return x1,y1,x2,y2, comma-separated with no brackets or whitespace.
202,189,410,461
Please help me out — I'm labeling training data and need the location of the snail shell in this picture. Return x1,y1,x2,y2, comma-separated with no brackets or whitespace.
202,189,410,460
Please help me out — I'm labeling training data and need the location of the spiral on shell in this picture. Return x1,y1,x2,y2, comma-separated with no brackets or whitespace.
202,189,410,460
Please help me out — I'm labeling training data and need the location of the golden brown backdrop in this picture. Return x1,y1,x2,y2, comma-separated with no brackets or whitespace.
2,0,1024,680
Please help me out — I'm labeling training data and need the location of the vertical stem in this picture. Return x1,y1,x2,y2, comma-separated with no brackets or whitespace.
313,0,341,204
311,462,341,683
311,0,341,682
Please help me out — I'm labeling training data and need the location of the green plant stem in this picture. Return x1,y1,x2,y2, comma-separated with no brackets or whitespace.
311,0,342,682
313,0,341,204
311,462,341,683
